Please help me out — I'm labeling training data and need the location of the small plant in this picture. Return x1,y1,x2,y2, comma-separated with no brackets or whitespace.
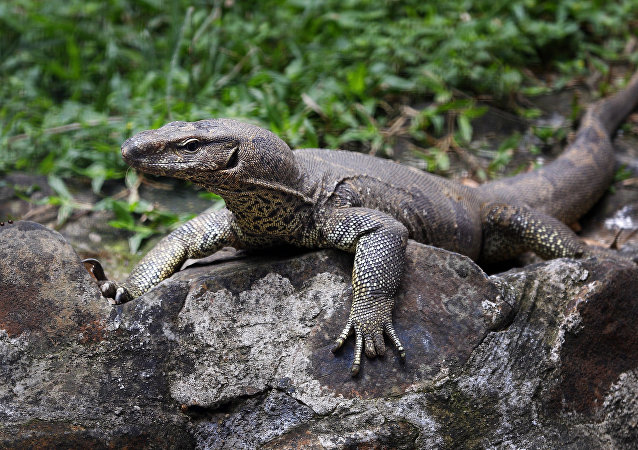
532,124,567,146
488,133,521,176
97,197,197,254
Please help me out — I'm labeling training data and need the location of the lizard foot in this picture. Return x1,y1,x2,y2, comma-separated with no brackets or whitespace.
100,281,132,305
332,317,405,376
82,258,133,305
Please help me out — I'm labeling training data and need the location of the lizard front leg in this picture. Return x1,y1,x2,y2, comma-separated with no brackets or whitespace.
319,207,409,376
100,208,241,304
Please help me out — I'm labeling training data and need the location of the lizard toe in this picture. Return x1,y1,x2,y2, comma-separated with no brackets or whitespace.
82,258,108,282
351,329,364,377
384,322,405,360
373,332,386,357
113,287,132,305
331,318,353,353
364,334,377,358
100,280,117,298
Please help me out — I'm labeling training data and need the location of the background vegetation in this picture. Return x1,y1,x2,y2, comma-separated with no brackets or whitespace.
1,0,637,249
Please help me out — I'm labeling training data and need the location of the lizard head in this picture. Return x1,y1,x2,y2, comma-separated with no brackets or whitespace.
121,119,300,192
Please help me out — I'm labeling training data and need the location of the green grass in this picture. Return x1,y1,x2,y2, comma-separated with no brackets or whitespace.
1,0,637,247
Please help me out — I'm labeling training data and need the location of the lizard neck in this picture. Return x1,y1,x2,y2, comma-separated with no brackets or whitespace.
211,178,316,242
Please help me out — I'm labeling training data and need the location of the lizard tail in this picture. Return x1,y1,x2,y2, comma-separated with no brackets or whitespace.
595,70,638,134
479,71,638,225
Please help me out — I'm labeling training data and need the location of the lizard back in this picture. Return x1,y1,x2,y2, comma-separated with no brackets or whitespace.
295,149,485,259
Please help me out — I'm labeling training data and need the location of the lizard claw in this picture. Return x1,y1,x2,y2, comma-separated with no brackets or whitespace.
332,315,405,376
113,287,132,305
331,318,365,376
373,332,386,357
331,318,353,353
101,282,132,305
364,334,378,358
82,258,108,282
352,328,363,376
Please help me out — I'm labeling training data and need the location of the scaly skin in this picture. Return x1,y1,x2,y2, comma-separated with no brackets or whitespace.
99,72,638,376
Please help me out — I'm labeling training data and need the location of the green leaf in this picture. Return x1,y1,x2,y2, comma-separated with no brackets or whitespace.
614,164,632,182
346,64,367,97
129,230,153,254
381,75,416,91
47,175,73,200
435,151,450,172
457,114,472,144
57,204,74,225
111,201,135,227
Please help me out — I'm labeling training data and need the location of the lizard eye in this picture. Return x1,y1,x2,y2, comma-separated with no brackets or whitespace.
178,138,200,153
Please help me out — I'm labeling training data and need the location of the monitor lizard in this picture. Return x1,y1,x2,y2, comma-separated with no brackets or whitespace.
93,71,638,376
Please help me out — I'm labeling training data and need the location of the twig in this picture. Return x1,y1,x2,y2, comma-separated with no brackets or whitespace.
7,117,122,144
442,113,485,174
166,6,195,120
21,204,56,221
301,93,327,119
192,1,222,45
448,140,484,175
214,47,257,88
127,170,143,204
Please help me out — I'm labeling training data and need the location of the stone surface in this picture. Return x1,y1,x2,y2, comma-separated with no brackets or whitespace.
1,220,638,448
0,221,195,448
0,220,108,345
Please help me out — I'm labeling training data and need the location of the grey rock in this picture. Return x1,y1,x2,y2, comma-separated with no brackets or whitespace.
1,220,638,449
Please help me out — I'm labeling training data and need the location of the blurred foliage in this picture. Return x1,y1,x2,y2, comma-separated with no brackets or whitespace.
1,0,636,248
97,196,197,253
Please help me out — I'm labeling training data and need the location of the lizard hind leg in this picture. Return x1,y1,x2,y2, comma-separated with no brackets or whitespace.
480,203,587,263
